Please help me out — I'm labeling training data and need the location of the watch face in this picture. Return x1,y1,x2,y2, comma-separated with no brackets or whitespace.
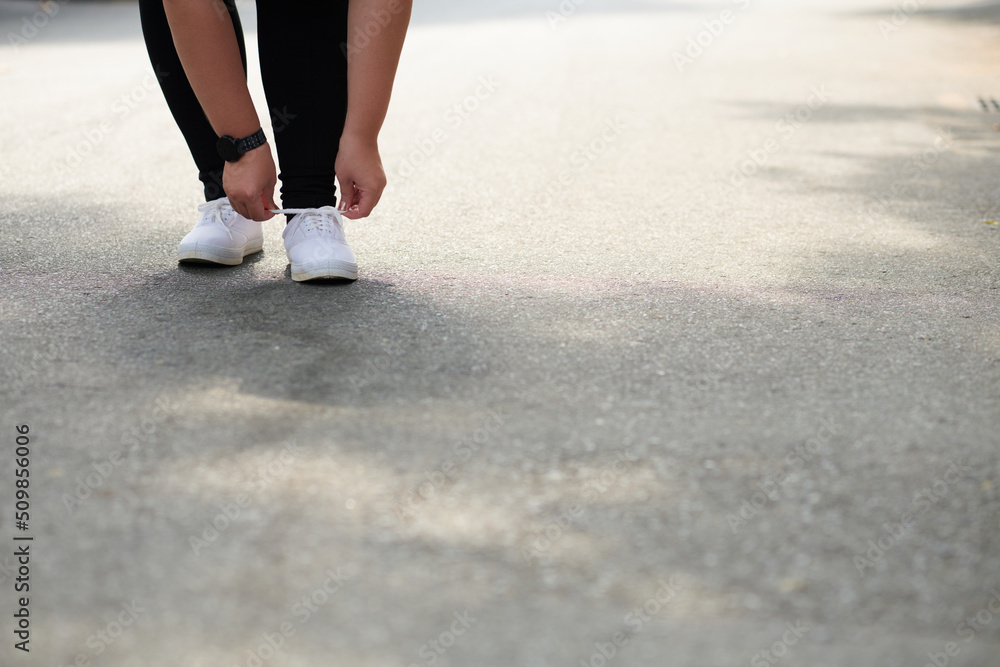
216,136,240,162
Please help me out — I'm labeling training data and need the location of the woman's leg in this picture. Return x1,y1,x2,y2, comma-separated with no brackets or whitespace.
138,0,248,202
255,0,349,211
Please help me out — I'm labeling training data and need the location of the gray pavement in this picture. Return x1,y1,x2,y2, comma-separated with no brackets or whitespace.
1,0,1000,665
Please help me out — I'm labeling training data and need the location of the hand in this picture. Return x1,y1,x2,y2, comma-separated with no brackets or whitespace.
223,144,277,221
335,133,387,219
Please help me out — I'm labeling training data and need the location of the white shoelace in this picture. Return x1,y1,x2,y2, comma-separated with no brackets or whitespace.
270,206,347,235
196,198,237,242
195,200,347,242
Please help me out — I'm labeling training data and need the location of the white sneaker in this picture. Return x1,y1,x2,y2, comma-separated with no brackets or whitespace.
279,206,358,282
177,197,264,265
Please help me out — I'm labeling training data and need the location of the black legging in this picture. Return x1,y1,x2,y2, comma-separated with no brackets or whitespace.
138,0,349,210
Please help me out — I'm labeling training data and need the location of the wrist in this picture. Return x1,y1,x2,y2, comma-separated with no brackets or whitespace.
217,128,267,162
339,128,379,149
239,142,270,160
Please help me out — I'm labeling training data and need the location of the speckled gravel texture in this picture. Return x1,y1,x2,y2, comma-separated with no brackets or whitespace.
1,0,999,665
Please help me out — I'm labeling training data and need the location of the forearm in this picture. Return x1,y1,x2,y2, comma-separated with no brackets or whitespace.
162,0,260,138
342,0,412,144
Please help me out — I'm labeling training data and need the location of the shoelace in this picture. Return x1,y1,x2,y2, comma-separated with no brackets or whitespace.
270,206,347,236
196,198,238,242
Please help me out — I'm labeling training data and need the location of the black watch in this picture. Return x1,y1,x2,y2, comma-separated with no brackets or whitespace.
216,128,267,162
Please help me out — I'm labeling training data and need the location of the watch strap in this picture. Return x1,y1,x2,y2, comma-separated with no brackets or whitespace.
217,128,267,162
235,128,266,155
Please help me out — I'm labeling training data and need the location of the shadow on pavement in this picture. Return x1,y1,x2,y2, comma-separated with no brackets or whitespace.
716,97,1000,287
854,0,1000,24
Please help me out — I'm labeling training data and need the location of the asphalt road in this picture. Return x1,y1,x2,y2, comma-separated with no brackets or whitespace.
1,0,999,665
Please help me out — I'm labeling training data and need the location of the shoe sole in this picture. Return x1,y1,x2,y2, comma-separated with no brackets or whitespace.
291,259,358,282
178,240,263,266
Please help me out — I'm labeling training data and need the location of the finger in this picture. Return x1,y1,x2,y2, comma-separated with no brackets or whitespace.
229,195,252,220
341,186,362,219
343,186,380,219
261,190,278,219
348,184,362,212
337,177,357,212
359,180,384,218
246,194,274,222
232,190,266,221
